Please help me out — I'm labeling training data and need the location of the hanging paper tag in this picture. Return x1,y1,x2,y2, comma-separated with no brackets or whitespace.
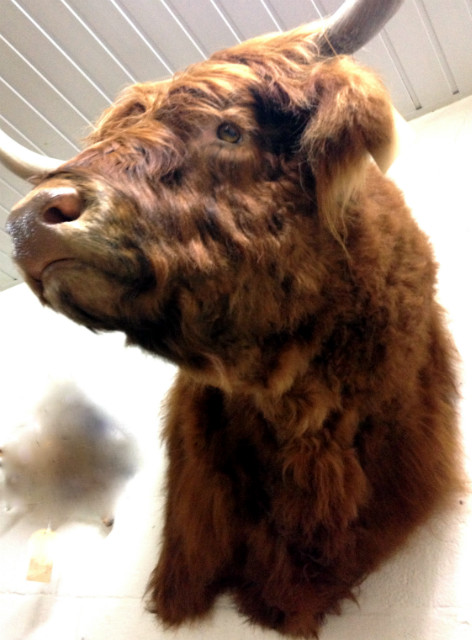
26,528,57,583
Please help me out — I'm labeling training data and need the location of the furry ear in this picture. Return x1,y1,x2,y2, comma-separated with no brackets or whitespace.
301,57,396,235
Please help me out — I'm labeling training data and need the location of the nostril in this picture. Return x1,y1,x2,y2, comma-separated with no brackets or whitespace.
43,206,73,225
41,192,82,225
43,207,79,224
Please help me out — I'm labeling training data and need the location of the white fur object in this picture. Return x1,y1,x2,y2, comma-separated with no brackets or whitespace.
0,382,138,527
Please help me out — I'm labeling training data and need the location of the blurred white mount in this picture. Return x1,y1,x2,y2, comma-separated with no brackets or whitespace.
0,381,139,529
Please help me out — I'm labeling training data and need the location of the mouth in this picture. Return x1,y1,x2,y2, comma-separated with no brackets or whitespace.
41,257,77,279
27,257,115,326
26,258,78,300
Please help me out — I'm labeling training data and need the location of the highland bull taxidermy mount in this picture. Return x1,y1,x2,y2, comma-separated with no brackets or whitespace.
2,0,462,636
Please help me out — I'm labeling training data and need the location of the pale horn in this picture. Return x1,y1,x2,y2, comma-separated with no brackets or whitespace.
320,0,405,55
0,128,64,180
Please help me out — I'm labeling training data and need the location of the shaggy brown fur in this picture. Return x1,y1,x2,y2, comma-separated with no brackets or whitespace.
7,23,461,638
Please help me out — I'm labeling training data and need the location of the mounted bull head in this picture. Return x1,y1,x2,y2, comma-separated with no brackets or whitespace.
2,1,462,637
5,0,405,338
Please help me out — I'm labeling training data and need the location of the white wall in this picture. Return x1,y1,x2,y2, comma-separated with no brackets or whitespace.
0,96,471,640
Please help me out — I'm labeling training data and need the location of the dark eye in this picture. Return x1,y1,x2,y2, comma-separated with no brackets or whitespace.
217,122,242,144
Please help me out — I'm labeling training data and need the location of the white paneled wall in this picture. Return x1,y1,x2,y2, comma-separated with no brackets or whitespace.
0,96,471,640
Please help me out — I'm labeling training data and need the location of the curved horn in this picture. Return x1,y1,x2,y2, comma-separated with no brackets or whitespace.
0,128,64,180
320,0,405,55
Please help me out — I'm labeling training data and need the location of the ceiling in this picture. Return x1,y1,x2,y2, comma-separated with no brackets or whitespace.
1,0,472,292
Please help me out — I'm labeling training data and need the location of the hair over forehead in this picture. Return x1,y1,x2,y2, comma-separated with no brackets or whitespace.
87,22,334,144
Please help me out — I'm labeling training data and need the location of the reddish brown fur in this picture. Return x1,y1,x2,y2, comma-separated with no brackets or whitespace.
7,25,462,637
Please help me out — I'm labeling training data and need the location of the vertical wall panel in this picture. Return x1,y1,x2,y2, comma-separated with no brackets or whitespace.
66,0,174,82
269,0,323,29
113,0,208,70
218,0,279,39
